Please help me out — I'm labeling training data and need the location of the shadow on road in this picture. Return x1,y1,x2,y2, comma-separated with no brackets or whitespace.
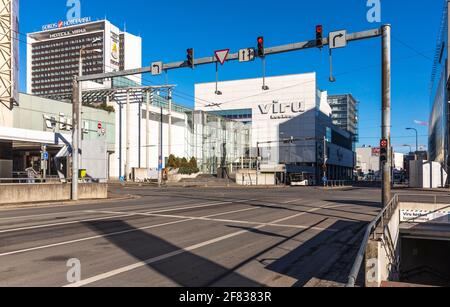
265,220,367,287
84,220,262,287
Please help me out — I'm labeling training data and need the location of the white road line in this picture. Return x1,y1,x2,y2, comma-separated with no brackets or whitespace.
0,201,234,234
0,219,193,258
64,229,254,287
63,205,334,287
0,213,135,235
0,200,223,223
133,213,337,231
282,198,303,204
0,207,260,258
85,204,339,231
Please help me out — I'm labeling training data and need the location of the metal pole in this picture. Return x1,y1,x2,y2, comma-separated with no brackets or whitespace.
71,76,79,200
168,88,172,158
158,106,163,188
256,142,259,186
382,24,392,207
414,129,418,153
79,28,382,83
125,90,131,181
78,50,83,172
138,97,142,169
146,90,151,170
119,101,122,179
323,136,327,182
262,57,268,90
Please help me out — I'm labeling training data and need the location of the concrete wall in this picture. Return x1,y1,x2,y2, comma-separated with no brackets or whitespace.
236,170,276,186
0,183,108,205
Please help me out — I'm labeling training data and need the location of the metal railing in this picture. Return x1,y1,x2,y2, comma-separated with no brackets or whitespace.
346,194,400,287
324,180,352,188
0,177,62,184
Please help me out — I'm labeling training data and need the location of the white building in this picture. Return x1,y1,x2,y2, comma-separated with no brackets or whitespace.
356,146,381,174
27,19,142,100
195,73,356,183
357,147,406,175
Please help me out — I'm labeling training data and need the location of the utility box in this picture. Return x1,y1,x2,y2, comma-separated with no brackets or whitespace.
409,160,448,189
81,140,108,183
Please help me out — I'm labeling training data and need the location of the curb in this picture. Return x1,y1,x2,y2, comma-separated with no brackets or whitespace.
0,194,139,211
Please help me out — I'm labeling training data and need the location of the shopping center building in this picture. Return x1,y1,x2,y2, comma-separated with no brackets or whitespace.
195,73,356,184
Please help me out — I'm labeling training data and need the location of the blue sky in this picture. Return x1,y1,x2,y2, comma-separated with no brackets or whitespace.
19,0,444,151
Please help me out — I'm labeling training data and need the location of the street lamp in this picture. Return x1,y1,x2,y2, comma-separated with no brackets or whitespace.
406,128,418,153
72,38,103,200
402,144,412,154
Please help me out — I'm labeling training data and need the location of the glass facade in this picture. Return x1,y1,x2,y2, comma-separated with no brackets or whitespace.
210,109,253,123
187,111,251,174
429,3,449,170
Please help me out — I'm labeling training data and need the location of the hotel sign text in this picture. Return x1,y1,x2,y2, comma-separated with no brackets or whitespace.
42,17,92,31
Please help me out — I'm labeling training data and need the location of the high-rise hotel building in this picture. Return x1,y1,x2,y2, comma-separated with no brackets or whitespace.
27,19,142,100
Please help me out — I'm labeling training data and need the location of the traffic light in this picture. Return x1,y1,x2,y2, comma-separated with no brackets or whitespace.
186,48,194,69
316,25,323,48
257,36,265,57
380,138,388,163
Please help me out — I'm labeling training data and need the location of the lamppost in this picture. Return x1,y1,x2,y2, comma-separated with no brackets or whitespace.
72,38,102,201
402,144,412,154
406,128,418,153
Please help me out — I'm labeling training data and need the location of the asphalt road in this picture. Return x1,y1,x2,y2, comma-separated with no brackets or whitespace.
0,186,384,287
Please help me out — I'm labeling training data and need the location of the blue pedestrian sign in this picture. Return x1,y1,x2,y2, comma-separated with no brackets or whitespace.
43,152,49,161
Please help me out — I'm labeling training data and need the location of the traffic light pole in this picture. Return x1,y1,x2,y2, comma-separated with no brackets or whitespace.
78,28,382,82
381,25,392,208
77,25,392,205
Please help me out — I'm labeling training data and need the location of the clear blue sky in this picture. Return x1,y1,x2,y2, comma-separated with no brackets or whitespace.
19,0,444,152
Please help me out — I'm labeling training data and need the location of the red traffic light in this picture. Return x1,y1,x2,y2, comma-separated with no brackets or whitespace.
316,25,323,34
257,36,265,57
380,139,388,149
186,48,194,68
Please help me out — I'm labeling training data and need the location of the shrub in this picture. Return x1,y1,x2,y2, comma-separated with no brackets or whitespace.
179,166,200,175
189,157,198,169
168,156,199,174
168,155,177,168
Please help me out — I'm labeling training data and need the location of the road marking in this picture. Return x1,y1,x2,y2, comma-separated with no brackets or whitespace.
0,214,135,235
64,227,256,287
0,201,235,234
86,204,338,231
0,207,260,258
63,205,333,287
0,218,193,258
283,198,303,204
0,199,224,223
